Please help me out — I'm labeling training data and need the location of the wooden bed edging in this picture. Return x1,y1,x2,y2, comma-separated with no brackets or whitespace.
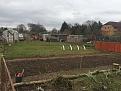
14,70,109,88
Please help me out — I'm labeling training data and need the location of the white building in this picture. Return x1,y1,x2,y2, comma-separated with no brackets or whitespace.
19,33,24,41
2,29,19,43
42,34,50,41
67,35,85,43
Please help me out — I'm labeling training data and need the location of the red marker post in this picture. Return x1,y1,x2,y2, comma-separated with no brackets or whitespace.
15,69,24,83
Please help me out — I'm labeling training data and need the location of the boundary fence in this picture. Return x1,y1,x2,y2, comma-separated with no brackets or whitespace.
1,56,16,91
95,41,121,53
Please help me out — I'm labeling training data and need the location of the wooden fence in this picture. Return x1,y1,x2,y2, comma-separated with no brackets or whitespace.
1,56,16,91
95,41,121,53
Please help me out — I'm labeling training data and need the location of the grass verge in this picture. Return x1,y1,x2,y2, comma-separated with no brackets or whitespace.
5,41,101,59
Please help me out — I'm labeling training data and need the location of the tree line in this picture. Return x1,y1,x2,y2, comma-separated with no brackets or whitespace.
60,20,102,40
0,23,47,35
0,20,102,40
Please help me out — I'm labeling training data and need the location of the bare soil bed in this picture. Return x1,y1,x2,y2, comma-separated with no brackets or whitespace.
6,54,121,80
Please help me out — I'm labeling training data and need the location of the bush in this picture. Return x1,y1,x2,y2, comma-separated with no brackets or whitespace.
92,83,108,91
52,76,72,90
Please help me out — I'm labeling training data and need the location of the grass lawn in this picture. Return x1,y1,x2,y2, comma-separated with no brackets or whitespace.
4,41,101,59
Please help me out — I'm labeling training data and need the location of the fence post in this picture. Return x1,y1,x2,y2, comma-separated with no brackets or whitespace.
0,56,1,90
1,56,6,91
1,56,16,91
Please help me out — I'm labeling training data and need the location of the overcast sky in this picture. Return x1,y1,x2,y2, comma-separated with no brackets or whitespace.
0,0,121,30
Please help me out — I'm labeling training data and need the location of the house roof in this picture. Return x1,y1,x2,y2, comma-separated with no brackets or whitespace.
104,22,121,31
3,29,18,34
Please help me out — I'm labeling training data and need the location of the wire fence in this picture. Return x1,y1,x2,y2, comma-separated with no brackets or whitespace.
1,56,16,91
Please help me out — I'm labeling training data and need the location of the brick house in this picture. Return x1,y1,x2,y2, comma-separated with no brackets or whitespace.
101,22,121,36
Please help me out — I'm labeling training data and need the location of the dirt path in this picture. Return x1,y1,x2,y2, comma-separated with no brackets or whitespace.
7,53,113,62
